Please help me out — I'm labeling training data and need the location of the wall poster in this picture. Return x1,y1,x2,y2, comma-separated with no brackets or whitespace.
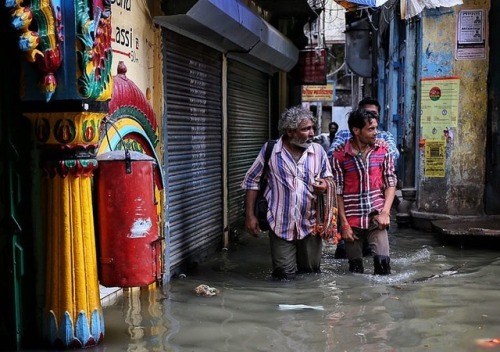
424,141,445,178
420,77,460,178
420,77,460,140
456,9,486,60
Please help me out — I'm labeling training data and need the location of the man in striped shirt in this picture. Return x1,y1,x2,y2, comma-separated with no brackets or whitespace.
331,109,397,275
242,106,333,280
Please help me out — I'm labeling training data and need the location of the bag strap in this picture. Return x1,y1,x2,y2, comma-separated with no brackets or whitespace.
259,140,276,192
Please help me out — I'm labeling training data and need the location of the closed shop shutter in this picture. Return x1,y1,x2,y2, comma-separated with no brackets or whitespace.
227,60,270,224
165,31,223,271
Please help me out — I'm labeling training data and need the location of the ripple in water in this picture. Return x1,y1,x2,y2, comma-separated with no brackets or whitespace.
392,246,432,266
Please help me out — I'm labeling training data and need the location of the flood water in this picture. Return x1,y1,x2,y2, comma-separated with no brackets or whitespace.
96,222,500,352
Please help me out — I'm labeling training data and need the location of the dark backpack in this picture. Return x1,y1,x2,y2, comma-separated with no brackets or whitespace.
254,140,276,231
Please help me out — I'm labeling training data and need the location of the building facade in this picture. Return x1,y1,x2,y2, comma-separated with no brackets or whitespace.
335,0,498,227
382,0,495,227
0,0,319,349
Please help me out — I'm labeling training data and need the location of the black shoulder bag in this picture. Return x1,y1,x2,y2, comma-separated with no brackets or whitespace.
254,140,276,231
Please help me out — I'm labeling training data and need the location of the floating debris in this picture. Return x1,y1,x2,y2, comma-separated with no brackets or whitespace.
408,264,465,283
194,284,219,297
475,338,500,348
278,304,324,311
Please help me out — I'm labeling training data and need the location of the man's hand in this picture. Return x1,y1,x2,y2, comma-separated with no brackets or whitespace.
374,211,391,230
245,214,261,237
245,190,261,237
341,225,359,242
312,178,328,194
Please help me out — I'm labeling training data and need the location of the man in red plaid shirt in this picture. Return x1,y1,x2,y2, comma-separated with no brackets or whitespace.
331,109,397,275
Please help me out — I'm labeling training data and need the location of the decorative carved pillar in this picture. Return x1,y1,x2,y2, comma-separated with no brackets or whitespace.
6,0,113,347
27,111,104,348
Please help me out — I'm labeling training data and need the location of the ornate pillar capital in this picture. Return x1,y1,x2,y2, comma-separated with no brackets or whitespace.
27,111,102,149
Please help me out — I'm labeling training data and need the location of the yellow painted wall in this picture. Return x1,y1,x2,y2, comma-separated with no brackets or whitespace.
418,0,489,215
110,0,163,141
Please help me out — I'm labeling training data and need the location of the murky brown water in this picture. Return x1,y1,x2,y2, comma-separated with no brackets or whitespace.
94,223,500,352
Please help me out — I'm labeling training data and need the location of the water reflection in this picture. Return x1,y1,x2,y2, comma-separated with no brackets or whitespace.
95,286,169,352
97,225,500,352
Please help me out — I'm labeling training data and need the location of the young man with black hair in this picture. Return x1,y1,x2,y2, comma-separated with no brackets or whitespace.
329,97,399,259
331,108,397,275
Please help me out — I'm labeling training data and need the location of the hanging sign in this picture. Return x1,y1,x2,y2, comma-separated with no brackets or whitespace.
302,84,334,102
299,49,327,85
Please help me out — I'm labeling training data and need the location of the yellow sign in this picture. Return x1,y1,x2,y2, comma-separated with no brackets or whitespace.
302,84,334,102
420,77,460,140
424,141,445,178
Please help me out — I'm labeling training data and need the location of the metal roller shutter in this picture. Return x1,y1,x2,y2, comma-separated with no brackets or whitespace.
165,31,223,271
227,61,270,224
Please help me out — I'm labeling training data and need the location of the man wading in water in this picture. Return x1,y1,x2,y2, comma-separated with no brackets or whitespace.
242,106,337,280
331,108,397,275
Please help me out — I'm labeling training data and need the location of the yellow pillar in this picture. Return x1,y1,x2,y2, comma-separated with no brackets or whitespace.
27,111,104,348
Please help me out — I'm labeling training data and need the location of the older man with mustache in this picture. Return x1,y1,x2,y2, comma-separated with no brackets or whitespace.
242,106,334,280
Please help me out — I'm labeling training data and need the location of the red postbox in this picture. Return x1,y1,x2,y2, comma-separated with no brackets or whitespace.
96,150,161,287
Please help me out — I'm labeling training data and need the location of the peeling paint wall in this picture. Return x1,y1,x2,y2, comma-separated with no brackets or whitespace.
418,0,489,215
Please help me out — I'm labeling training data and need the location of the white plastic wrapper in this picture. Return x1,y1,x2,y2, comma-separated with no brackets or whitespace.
402,0,463,19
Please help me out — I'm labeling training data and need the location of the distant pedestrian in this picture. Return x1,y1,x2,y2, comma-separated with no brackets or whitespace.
331,108,397,275
328,121,339,143
328,97,399,161
242,106,336,280
314,121,339,153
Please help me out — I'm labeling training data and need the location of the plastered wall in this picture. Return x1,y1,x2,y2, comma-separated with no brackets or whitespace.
418,0,489,215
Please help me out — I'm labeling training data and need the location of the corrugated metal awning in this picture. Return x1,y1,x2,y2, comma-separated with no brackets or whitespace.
154,0,299,73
